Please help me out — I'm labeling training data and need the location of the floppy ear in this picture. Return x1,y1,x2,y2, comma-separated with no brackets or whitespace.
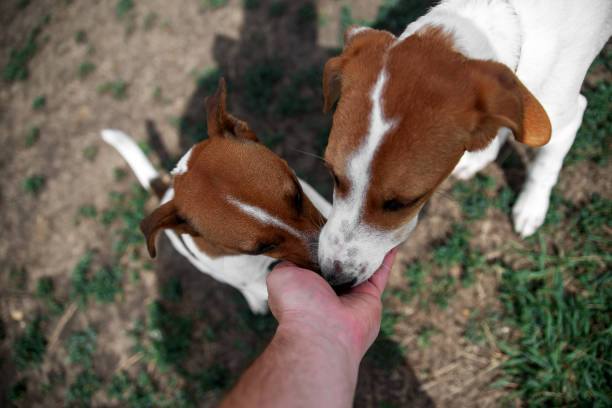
205,77,260,143
343,25,372,48
465,60,551,151
322,56,346,113
139,200,200,258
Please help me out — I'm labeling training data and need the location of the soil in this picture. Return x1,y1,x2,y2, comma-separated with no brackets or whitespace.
0,1,609,407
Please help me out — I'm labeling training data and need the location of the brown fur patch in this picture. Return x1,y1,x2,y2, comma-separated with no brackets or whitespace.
323,26,550,230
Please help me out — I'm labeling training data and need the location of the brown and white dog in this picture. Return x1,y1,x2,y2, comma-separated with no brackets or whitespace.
318,0,612,287
102,79,330,312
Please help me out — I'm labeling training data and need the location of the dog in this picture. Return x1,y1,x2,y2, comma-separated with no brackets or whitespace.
102,79,330,313
317,0,612,287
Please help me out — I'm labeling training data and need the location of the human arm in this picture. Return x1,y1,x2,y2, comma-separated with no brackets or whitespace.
219,248,398,408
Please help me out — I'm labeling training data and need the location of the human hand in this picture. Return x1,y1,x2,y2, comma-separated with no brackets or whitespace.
266,247,398,367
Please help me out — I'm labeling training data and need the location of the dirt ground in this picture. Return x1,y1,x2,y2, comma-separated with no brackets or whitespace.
0,1,610,407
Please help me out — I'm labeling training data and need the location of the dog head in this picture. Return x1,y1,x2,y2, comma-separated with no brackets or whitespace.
141,79,325,270
318,26,551,286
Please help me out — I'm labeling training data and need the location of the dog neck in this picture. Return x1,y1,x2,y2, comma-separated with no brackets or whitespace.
400,0,521,70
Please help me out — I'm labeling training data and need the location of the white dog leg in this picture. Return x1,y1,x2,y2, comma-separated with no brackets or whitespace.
512,94,587,237
452,127,511,180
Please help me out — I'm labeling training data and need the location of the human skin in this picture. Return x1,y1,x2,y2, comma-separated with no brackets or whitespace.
219,248,398,408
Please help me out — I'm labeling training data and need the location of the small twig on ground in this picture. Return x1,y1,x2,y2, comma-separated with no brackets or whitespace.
114,352,144,375
48,302,78,350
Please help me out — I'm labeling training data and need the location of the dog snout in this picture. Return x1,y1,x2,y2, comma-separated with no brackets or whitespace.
330,276,357,294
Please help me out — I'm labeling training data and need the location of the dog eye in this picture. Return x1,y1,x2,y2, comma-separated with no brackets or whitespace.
294,184,303,214
382,199,408,212
383,197,422,212
250,243,279,255
295,190,303,214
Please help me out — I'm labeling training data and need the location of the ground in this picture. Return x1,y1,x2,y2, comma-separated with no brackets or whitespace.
0,0,610,407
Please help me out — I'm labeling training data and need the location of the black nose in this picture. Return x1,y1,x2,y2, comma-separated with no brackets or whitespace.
330,277,357,294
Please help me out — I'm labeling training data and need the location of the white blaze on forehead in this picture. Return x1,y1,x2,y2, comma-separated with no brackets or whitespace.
227,196,305,241
171,147,193,176
340,69,394,223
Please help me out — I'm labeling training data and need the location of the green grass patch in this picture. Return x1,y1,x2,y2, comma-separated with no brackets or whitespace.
116,0,134,18
82,145,98,162
23,175,44,194
25,126,40,147
13,315,47,369
35,276,64,315
113,167,127,181
268,1,287,18
10,267,27,290
200,0,229,11
495,194,611,405
97,80,128,99
32,95,46,110
70,252,123,306
452,174,495,220
66,370,102,406
74,29,87,44
243,61,282,114
403,223,486,309
66,327,97,369
161,276,183,303
143,11,157,30
243,0,259,10
8,379,27,402
77,61,95,78
3,14,49,82
132,301,193,371
565,80,612,166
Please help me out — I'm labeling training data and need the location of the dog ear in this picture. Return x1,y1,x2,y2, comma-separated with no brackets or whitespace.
465,60,551,151
343,25,372,48
140,200,200,258
205,78,260,143
322,56,346,113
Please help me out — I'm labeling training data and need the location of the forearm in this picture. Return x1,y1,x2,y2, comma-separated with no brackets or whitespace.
219,324,360,408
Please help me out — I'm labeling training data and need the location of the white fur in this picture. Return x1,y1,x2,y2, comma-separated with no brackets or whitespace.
298,178,332,219
101,129,159,190
170,147,193,176
227,196,305,241
319,70,417,286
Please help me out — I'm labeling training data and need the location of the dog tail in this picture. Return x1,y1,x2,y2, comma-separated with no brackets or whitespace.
101,129,168,199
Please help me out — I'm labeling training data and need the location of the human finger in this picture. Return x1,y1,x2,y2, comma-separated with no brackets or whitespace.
367,247,398,296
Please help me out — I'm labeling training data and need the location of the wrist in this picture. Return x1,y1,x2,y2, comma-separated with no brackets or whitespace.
274,321,362,376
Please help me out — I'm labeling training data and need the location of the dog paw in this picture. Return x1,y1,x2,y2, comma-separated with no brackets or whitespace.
512,189,550,238
452,150,495,180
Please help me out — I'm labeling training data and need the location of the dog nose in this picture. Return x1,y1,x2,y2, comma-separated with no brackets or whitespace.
331,276,357,294
333,260,343,275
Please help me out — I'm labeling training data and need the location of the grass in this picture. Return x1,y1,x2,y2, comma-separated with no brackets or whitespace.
200,0,229,11
74,29,87,44
77,61,96,78
66,370,102,406
83,145,98,161
5,1,610,406
116,0,134,19
97,80,128,99
23,175,44,194
66,327,97,369
35,276,65,315
13,315,47,369
25,126,40,147
3,14,50,82
32,95,46,110
565,80,612,166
